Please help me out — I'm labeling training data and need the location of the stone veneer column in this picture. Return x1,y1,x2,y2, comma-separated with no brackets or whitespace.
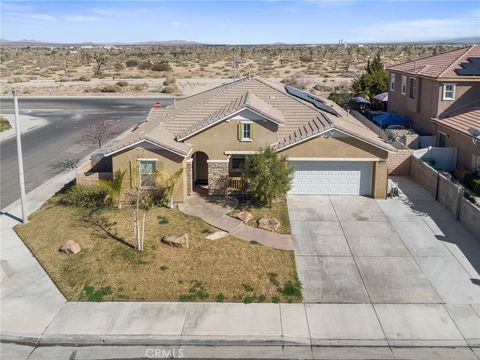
207,160,229,196
186,159,193,196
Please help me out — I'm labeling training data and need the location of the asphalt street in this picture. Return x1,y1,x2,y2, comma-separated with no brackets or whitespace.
0,97,173,209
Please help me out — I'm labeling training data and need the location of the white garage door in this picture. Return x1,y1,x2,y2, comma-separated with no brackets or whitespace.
289,161,373,196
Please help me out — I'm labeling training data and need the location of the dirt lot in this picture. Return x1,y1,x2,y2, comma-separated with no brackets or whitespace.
0,44,459,96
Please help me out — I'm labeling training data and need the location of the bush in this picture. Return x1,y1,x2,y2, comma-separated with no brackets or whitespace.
163,77,176,86
116,80,129,87
0,116,11,132
328,92,351,108
152,61,172,72
161,85,177,94
61,184,108,208
77,75,91,82
138,61,153,70
125,59,139,68
464,172,480,195
100,84,121,93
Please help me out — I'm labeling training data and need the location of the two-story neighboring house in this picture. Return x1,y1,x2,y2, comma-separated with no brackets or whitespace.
387,45,480,170
79,77,395,202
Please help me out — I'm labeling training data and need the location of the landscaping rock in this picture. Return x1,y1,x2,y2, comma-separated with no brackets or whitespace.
235,211,254,223
205,230,229,240
59,240,81,255
258,218,280,232
161,234,189,249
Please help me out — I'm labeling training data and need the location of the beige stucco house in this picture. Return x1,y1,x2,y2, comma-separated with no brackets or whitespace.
80,77,395,202
387,45,480,170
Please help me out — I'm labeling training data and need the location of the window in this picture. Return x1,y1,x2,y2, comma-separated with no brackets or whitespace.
472,154,480,171
443,84,455,100
238,122,253,141
390,74,395,91
401,75,407,95
231,157,246,171
438,132,447,148
139,160,156,188
409,78,417,99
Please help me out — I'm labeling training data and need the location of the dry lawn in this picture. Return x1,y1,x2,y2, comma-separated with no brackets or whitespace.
229,199,291,234
14,204,300,302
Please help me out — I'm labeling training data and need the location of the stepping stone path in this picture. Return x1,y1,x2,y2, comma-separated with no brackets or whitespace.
205,231,229,240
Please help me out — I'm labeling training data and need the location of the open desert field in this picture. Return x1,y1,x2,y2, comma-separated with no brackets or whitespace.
0,44,461,96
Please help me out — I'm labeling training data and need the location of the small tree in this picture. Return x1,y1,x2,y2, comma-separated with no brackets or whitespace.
244,147,293,207
93,52,107,77
155,168,183,208
81,117,113,148
99,170,125,208
352,52,389,98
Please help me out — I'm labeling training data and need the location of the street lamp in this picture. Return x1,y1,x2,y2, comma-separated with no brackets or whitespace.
1,82,27,223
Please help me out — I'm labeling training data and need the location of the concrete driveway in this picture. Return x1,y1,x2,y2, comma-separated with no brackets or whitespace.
288,176,480,304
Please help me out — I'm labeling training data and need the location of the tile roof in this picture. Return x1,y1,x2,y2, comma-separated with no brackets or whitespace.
433,101,480,138
106,76,395,156
387,45,480,79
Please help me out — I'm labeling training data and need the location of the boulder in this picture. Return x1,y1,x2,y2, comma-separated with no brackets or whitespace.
161,234,189,249
205,230,229,240
258,218,281,232
59,240,81,255
235,211,254,224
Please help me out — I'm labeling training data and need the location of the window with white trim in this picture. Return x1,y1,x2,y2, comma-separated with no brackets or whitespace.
139,160,156,188
390,73,395,91
401,75,407,95
409,78,416,99
443,84,455,100
242,123,252,140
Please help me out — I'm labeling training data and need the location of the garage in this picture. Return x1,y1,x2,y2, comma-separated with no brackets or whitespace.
288,160,373,196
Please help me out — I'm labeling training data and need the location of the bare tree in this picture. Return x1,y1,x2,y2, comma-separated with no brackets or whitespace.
62,59,69,77
81,116,113,148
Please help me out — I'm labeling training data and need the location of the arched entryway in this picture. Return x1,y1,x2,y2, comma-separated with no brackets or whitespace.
192,151,209,187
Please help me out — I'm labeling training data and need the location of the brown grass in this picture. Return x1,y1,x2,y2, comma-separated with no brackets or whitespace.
14,204,300,302
229,199,291,234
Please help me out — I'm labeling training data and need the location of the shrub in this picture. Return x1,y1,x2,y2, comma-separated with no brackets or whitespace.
161,85,177,94
61,184,108,208
100,84,121,93
278,280,302,298
125,59,139,68
328,92,351,108
0,116,11,132
77,75,91,82
464,172,480,195
163,77,176,86
152,61,172,72
116,80,129,87
138,61,153,70
215,293,225,302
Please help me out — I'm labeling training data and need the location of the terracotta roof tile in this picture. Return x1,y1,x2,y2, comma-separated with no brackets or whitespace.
434,101,480,138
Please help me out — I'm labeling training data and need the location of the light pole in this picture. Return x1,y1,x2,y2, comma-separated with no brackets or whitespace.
1,82,27,223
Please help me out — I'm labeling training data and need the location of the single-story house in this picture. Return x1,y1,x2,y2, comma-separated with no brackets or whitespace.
79,77,395,202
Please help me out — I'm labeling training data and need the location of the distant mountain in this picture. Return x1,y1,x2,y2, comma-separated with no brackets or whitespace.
433,37,480,44
0,38,203,47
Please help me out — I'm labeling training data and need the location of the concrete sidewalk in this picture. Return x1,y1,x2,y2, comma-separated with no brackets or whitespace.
1,173,479,359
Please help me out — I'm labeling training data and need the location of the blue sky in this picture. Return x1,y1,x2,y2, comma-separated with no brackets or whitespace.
1,1,478,44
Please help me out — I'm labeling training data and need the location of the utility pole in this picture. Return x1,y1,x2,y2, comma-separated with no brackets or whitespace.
232,48,237,82
1,82,27,223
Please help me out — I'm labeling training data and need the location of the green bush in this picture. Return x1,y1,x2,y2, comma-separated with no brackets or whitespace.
61,184,108,208
328,92,351,108
125,59,139,68
464,172,480,195
152,61,172,72
0,116,11,132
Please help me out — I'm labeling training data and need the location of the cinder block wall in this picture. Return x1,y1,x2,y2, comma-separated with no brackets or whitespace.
387,149,412,175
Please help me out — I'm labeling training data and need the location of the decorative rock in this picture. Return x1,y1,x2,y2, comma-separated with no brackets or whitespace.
258,218,281,232
235,211,254,224
59,240,81,255
205,230,229,240
161,234,189,249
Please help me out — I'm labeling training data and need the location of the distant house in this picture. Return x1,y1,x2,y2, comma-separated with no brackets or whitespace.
387,45,480,170
78,77,395,202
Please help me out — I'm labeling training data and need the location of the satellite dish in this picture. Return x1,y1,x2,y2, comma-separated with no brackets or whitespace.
468,128,480,144
468,128,480,137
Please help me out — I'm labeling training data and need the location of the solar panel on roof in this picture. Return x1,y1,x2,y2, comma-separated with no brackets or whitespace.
284,86,340,117
456,57,480,76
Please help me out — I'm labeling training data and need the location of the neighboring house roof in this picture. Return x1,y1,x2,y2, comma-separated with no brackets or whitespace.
433,100,480,138
372,92,388,102
387,45,480,80
106,76,395,156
